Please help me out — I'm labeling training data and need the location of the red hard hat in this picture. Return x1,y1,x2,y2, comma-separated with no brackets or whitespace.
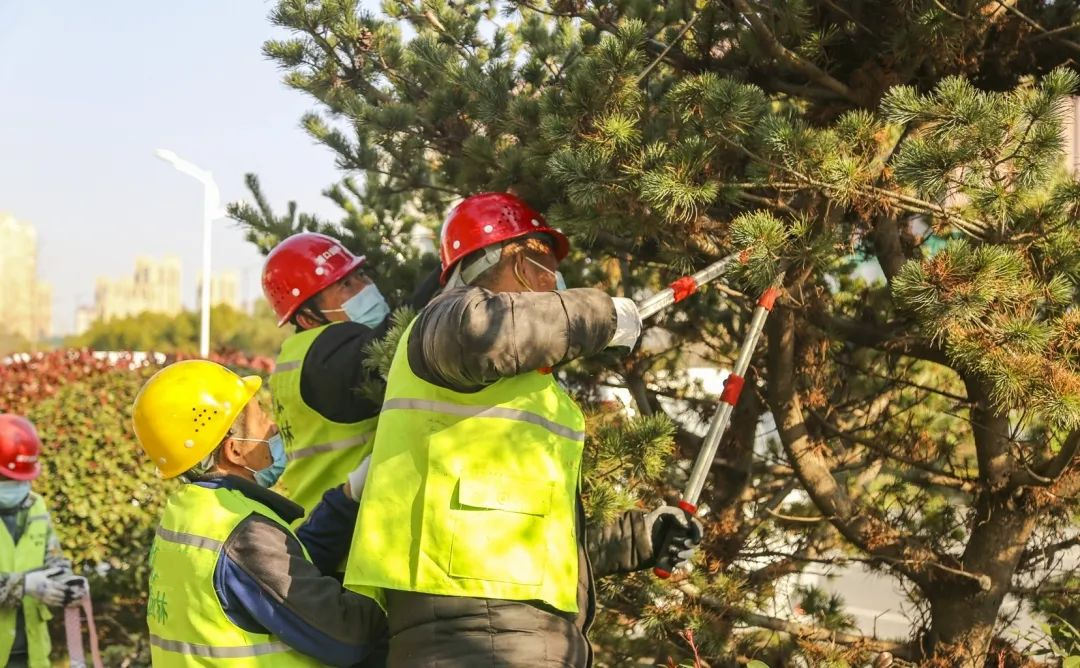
262,233,366,326
439,193,570,285
0,415,42,481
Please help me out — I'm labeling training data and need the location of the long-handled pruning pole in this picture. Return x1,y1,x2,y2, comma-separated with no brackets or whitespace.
651,274,784,578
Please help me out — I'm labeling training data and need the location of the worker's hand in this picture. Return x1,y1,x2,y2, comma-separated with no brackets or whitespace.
645,506,703,573
344,455,372,503
23,567,67,607
60,575,88,606
607,298,642,349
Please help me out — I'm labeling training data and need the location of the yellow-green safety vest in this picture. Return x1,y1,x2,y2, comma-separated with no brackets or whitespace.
147,483,320,667
269,324,379,519
0,495,53,668
344,319,586,613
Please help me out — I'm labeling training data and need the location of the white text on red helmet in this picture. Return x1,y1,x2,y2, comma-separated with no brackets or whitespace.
314,246,343,265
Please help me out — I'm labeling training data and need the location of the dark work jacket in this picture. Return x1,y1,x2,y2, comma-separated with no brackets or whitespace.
296,265,442,423
200,476,387,667
381,287,656,668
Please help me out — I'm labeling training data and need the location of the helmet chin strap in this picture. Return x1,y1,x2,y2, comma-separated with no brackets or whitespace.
458,244,504,286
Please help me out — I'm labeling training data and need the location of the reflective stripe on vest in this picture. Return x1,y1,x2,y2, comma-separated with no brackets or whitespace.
149,634,292,658
381,398,586,442
0,495,52,668
148,485,319,667
270,324,379,518
345,318,586,613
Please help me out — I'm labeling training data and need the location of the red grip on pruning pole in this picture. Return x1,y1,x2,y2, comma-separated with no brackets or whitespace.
538,366,553,375
653,566,672,579
678,499,698,515
720,374,745,406
757,286,781,311
669,276,698,303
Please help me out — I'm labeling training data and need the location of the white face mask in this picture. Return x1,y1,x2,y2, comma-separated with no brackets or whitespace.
525,257,566,291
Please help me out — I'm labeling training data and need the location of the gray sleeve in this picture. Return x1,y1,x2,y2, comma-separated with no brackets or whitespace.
408,286,618,391
586,509,654,578
224,515,387,647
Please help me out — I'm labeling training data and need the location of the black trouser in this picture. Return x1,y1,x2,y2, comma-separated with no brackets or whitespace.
7,651,29,668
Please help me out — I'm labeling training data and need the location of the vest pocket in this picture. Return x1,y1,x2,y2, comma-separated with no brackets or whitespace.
448,475,552,586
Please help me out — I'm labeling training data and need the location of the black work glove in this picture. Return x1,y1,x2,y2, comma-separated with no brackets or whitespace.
645,505,703,572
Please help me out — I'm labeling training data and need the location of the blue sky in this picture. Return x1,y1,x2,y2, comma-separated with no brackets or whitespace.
0,1,378,334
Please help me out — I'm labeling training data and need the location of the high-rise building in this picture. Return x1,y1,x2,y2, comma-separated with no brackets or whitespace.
77,256,182,332
197,271,241,310
1063,96,1080,175
0,214,53,341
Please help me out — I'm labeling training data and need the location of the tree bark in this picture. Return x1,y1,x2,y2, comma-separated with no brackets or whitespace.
920,377,1038,665
925,494,1039,667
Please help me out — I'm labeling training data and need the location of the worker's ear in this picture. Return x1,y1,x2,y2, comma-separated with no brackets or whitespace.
295,309,321,331
218,436,247,468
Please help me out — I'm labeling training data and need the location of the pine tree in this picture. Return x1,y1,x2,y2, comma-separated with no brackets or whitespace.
231,1,1080,665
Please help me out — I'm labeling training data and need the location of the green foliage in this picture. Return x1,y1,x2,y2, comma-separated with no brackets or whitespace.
362,305,417,380
0,352,161,663
69,302,287,358
355,305,417,404
580,407,675,524
29,368,161,664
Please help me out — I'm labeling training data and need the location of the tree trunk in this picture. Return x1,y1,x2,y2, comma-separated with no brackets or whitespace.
925,491,1039,666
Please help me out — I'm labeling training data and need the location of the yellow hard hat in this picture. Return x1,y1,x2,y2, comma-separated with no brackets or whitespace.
132,360,262,479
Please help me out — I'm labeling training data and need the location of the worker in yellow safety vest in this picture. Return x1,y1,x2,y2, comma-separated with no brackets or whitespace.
345,193,702,667
262,232,432,522
133,360,387,667
0,414,86,668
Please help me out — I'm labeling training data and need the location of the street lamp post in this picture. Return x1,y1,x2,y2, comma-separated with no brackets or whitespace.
155,149,222,359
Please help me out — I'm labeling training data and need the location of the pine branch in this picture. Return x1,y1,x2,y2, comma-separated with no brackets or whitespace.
728,0,860,104
634,12,700,84
767,304,981,590
1019,536,1080,568
809,311,948,365
995,0,1080,54
678,582,917,660
808,408,978,493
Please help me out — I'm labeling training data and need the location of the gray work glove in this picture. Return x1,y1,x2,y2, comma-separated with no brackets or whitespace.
607,298,642,349
345,455,372,503
24,567,67,607
645,506,703,573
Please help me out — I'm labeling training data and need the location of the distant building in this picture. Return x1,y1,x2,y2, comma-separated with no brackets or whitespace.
73,305,97,336
76,256,182,333
0,214,53,341
197,271,240,310
1063,96,1080,174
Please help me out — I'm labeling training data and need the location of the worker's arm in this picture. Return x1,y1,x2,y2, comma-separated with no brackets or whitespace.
585,509,655,579
43,514,72,572
0,571,26,607
295,485,359,576
408,286,620,391
218,515,387,667
299,320,388,422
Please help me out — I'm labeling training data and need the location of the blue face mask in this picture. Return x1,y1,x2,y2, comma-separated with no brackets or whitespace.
325,283,390,329
0,480,30,509
236,434,287,488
